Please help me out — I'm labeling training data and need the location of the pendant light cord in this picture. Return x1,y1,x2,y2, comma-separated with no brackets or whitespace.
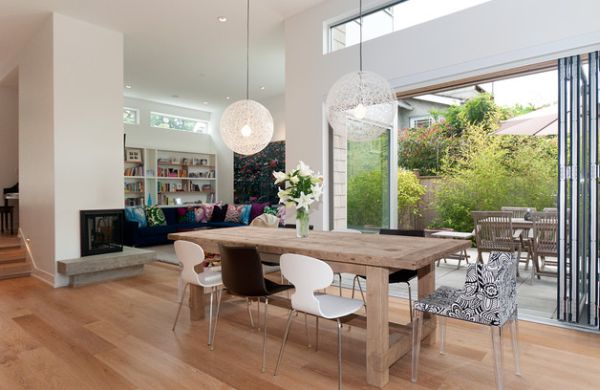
246,0,250,100
359,0,363,72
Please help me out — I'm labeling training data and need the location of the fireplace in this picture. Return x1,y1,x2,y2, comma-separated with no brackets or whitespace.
80,209,124,257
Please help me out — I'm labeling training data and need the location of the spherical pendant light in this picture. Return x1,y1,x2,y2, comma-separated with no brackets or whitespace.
325,0,396,142
220,99,273,155
219,0,273,155
326,70,396,142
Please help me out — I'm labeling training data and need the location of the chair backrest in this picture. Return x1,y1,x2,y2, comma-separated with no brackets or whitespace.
542,207,558,213
472,211,515,252
219,245,268,297
531,211,558,256
250,213,280,228
280,253,333,317
500,206,534,218
461,251,518,326
379,229,425,237
174,240,206,285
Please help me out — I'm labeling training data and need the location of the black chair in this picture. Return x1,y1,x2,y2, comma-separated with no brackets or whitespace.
352,229,423,322
1,183,17,235
217,245,292,372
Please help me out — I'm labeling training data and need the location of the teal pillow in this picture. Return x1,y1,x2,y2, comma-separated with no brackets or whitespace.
146,206,167,227
125,207,147,228
240,204,252,225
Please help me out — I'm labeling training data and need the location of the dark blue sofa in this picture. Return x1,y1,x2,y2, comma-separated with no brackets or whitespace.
124,207,244,247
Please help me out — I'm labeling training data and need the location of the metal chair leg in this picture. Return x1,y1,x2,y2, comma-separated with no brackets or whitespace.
356,277,367,313
337,272,343,296
274,309,295,376
207,287,214,347
351,275,357,299
172,283,189,331
247,297,255,328
209,286,223,351
336,318,343,390
404,281,413,323
315,316,319,351
261,297,269,373
304,314,312,348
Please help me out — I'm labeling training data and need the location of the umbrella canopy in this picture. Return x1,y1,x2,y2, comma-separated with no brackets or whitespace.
493,105,557,136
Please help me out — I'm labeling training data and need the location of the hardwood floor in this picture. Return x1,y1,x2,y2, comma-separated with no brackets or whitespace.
0,262,598,389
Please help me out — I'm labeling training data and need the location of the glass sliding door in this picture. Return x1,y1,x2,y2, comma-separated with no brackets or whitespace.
558,52,599,329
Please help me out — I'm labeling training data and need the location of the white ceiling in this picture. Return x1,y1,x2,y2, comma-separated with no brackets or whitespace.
0,0,327,110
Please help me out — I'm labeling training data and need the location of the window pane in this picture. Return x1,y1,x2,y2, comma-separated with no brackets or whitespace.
149,112,207,133
123,108,139,125
347,130,391,232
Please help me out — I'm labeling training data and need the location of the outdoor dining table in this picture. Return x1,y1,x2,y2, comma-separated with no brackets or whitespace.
169,226,470,388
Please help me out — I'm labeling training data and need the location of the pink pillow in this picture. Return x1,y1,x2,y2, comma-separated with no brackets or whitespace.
225,204,242,223
194,207,204,223
202,204,215,223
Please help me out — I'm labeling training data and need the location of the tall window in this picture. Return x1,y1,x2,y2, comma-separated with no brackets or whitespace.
150,112,208,134
329,0,491,52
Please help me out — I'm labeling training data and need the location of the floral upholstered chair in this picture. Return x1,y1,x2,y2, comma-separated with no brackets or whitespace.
411,252,521,390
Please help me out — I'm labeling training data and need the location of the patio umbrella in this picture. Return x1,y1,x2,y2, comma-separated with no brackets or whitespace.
493,105,557,136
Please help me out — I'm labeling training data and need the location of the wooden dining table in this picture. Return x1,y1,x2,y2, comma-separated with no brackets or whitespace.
169,227,470,388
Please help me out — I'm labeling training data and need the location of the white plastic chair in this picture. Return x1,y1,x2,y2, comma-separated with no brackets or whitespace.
172,240,223,351
274,254,363,390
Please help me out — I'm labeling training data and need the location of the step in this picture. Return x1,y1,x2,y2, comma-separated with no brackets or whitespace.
0,249,27,264
0,262,31,280
0,239,20,250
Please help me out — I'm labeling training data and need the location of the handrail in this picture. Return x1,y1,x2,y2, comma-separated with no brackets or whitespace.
18,227,37,270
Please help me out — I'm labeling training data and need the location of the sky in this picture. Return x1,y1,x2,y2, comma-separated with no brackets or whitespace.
481,70,558,108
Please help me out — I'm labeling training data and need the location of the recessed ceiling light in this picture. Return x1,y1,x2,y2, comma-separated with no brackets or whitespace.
203,101,209,105
125,84,132,89
260,86,265,90
226,96,231,100
217,16,227,22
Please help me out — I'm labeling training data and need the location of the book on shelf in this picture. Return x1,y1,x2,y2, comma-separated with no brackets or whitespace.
124,181,144,193
124,166,144,177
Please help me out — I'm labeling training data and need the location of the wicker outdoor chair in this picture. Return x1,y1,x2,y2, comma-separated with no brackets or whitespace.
530,211,558,282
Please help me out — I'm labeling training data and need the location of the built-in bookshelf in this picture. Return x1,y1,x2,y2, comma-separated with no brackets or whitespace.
124,147,217,207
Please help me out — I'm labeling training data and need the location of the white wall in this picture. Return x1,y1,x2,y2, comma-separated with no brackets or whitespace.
123,97,234,203
18,16,55,283
261,94,286,141
18,13,124,286
285,0,600,230
52,14,124,286
0,86,18,190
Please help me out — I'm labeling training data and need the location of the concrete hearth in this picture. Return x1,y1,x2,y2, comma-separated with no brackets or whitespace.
57,246,156,287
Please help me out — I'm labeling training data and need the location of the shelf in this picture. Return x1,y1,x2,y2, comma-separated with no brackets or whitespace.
154,177,216,180
157,191,212,194
124,176,145,179
157,162,215,169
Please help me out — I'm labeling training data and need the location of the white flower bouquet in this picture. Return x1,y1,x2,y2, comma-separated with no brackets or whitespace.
273,161,323,237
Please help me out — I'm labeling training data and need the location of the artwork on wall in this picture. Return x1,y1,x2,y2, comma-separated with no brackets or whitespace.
234,141,285,204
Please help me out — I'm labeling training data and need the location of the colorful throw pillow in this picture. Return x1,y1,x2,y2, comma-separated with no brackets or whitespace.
202,203,216,223
125,207,147,228
210,204,228,222
146,206,167,226
263,206,278,217
182,208,195,224
176,207,188,223
194,207,204,223
224,204,242,223
240,204,252,225
250,202,269,222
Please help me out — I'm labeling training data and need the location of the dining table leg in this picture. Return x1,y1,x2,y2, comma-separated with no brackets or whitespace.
365,265,389,388
418,263,437,345
189,284,205,321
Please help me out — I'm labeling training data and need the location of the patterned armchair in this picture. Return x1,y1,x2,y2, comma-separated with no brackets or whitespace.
411,252,521,390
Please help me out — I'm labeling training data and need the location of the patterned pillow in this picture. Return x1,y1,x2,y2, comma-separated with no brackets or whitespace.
239,204,252,225
224,204,242,223
210,204,228,222
194,207,205,223
202,203,216,223
125,207,147,228
146,206,167,226
263,206,278,216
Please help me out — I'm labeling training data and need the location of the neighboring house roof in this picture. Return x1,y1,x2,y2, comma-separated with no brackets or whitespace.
397,100,414,110
410,85,488,107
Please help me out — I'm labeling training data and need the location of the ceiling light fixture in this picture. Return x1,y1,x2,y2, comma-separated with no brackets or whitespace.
203,101,209,105
260,86,265,90
325,0,395,141
125,84,132,89
217,16,228,22
226,96,231,100
219,0,273,155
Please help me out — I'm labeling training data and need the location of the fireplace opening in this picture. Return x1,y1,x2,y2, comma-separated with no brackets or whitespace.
80,209,124,257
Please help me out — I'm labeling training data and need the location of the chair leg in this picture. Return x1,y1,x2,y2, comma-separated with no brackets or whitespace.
247,298,255,328
337,272,343,296
261,297,269,373
336,318,343,390
172,283,189,332
491,326,505,390
439,316,447,355
207,287,214,347
351,275,357,299
209,287,223,351
411,310,423,383
304,314,312,348
356,277,367,313
274,309,295,376
315,316,320,352
404,281,413,323
510,310,521,376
